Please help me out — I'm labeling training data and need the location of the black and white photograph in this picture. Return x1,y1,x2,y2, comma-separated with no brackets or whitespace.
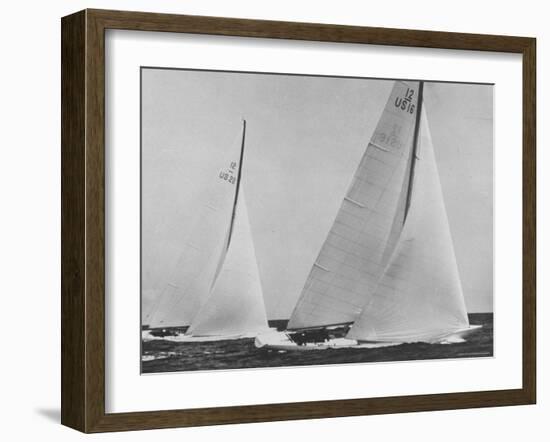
140,68,494,374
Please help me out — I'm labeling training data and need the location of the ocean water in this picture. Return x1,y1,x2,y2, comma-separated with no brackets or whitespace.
141,313,493,374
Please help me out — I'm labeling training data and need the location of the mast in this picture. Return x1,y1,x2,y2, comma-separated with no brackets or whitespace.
403,81,424,223
227,119,246,250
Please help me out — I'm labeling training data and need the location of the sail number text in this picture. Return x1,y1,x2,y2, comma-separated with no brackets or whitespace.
395,87,416,114
219,161,237,185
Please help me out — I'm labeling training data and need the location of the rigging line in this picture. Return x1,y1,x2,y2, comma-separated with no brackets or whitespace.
227,119,246,251
404,81,424,223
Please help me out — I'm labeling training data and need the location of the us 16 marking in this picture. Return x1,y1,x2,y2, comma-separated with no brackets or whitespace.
395,87,416,114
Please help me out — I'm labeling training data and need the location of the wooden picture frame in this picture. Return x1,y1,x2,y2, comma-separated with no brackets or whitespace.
61,8,536,433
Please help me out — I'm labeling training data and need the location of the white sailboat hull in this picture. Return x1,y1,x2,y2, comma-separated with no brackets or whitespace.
255,325,483,351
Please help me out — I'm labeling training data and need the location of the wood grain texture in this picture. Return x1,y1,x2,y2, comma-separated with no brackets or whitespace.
522,38,536,403
89,8,533,52
60,8,537,433
61,10,86,431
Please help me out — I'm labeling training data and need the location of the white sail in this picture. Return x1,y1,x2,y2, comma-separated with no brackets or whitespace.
187,190,270,337
147,230,229,328
347,106,470,342
147,125,244,328
287,81,421,329
146,283,184,328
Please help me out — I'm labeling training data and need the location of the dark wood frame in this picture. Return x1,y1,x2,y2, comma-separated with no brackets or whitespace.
61,8,536,433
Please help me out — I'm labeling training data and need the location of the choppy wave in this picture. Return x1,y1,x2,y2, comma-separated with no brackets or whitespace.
141,313,493,374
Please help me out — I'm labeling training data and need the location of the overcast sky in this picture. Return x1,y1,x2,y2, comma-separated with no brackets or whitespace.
141,68,493,320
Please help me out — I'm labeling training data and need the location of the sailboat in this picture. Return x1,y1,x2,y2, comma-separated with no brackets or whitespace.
255,81,482,351
144,120,270,342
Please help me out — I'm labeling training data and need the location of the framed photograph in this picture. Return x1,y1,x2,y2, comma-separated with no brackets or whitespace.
61,9,536,433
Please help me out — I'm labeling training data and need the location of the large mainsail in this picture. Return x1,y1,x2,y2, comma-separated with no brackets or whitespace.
347,105,470,342
287,81,421,329
187,190,269,336
147,123,246,328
